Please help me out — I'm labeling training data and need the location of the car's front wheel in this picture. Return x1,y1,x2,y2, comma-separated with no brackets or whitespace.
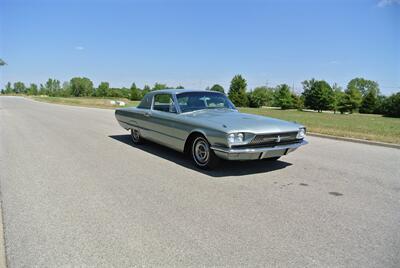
130,129,143,144
191,135,220,169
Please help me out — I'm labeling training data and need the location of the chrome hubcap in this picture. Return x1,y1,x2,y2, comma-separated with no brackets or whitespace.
193,138,209,165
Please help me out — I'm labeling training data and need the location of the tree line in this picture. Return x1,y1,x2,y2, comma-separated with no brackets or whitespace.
1,75,399,117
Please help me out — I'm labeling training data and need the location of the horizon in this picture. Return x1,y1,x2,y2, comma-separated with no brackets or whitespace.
1,0,399,94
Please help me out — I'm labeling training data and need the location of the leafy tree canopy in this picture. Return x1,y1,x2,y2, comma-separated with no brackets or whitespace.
209,84,225,94
381,92,400,117
96,82,109,97
360,90,378,114
247,86,274,108
275,84,294,110
302,79,333,112
228,75,248,107
27,83,38,95
130,82,142,101
70,77,94,97
152,83,168,91
13,82,26,94
347,78,379,96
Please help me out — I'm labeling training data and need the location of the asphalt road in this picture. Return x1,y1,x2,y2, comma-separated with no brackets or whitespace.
1,96,399,267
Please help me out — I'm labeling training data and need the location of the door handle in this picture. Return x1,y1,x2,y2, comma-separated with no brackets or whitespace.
144,112,151,117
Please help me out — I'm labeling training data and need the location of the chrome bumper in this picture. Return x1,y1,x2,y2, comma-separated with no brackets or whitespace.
211,140,308,161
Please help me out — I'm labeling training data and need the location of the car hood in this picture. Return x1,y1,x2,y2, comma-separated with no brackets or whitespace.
182,109,302,134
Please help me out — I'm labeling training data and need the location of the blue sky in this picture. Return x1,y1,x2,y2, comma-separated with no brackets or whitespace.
0,0,399,94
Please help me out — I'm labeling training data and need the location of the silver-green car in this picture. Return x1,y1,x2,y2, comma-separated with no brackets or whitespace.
115,89,307,169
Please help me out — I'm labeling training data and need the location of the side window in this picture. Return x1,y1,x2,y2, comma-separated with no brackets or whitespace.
153,94,177,113
137,94,152,109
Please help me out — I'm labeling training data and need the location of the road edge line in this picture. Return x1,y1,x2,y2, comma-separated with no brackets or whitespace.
308,132,400,149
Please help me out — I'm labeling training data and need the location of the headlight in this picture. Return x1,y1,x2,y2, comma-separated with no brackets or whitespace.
297,128,306,139
227,132,245,145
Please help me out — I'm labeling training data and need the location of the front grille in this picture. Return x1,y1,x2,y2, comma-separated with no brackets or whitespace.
237,131,300,148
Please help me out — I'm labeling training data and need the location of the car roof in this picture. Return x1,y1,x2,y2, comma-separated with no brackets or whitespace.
145,89,224,96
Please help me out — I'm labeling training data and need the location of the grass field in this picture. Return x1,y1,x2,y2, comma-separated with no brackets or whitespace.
26,96,400,144
240,108,400,144
29,96,140,109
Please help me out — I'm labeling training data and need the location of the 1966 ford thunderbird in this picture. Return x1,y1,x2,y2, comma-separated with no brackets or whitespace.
115,89,308,169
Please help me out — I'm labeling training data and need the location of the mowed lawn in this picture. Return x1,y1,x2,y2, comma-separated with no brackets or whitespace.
30,96,140,109
240,107,400,144
26,96,400,144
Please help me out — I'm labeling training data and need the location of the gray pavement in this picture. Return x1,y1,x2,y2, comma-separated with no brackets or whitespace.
1,96,399,267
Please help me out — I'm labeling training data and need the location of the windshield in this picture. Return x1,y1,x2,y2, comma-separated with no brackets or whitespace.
176,92,236,113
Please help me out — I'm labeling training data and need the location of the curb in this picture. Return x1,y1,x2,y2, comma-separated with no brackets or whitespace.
308,132,400,150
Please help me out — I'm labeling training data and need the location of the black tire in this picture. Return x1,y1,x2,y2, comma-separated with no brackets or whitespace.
130,129,143,144
191,135,220,169
264,156,281,161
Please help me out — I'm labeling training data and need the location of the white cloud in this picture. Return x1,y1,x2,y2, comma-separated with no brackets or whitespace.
74,46,85,50
377,0,400,7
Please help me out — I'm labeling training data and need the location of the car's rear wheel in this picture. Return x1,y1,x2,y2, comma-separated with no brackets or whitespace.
191,135,220,169
130,129,143,144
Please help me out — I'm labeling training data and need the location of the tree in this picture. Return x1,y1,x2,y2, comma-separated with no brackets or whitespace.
39,84,46,95
130,82,142,100
381,92,400,117
176,85,184,89
302,79,333,112
4,82,12,94
360,90,377,114
142,85,151,96
374,95,387,114
342,84,362,113
291,92,303,110
209,84,225,94
13,82,26,94
70,77,94,97
347,78,379,96
43,78,61,96
247,86,274,108
61,81,71,97
27,83,38,95
228,75,248,107
274,84,294,109
96,82,109,97
331,83,344,114
152,83,168,91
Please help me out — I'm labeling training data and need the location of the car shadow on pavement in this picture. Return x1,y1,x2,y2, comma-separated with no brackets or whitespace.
109,134,292,177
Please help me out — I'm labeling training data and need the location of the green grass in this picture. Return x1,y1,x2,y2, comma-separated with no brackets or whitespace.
30,96,140,109
240,108,400,144
28,96,400,144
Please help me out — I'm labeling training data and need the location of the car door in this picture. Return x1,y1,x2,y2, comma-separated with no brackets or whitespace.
146,93,183,151
133,93,153,138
